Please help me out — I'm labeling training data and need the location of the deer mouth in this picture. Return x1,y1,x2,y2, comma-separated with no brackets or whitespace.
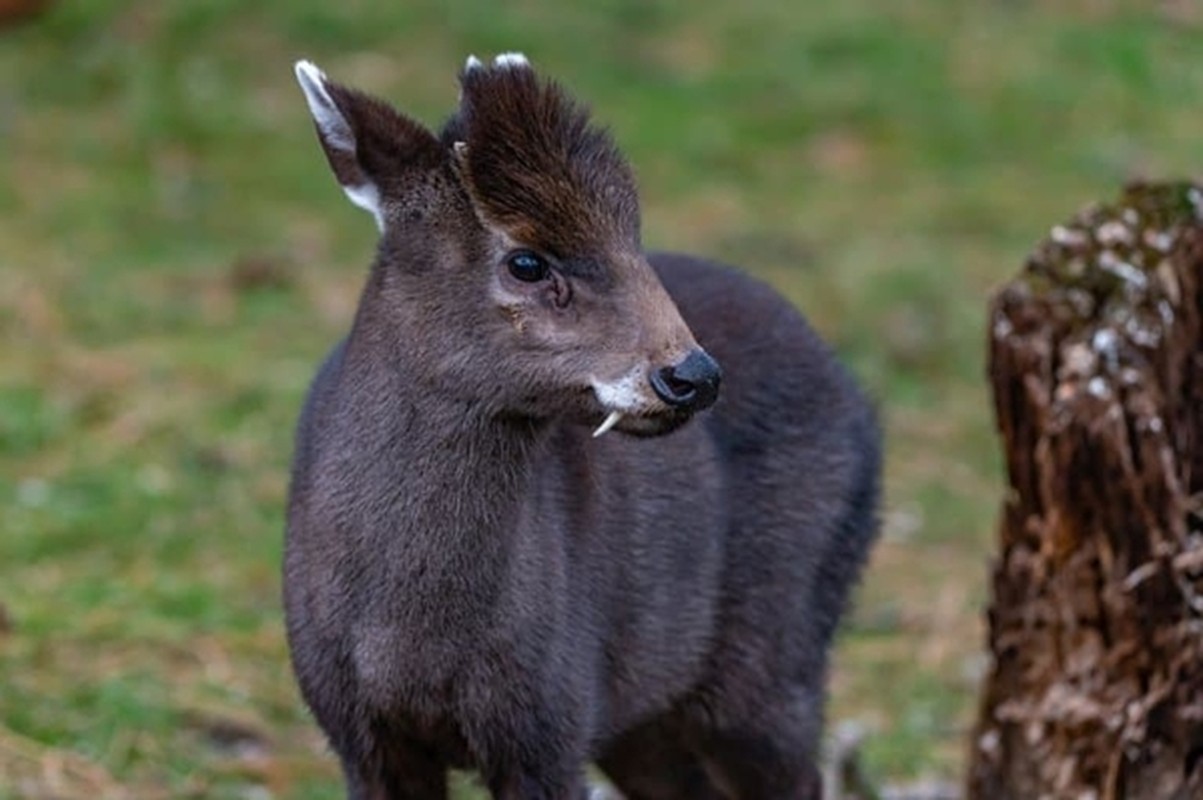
588,349,721,437
588,366,665,437
590,405,689,439
601,409,696,438
588,369,699,439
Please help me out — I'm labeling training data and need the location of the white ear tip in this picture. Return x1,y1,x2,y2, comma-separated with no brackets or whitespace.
293,59,353,153
294,59,326,87
493,52,529,68
465,55,483,71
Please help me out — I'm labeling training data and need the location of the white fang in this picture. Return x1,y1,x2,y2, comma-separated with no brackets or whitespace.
592,411,623,438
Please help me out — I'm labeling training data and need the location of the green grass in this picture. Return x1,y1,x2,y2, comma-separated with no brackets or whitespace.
2,1,1201,796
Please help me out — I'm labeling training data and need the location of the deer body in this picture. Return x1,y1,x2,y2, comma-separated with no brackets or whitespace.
285,55,880,800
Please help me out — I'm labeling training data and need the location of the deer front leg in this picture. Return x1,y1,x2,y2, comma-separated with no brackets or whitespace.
475,705,591,800
339,737,448,800
463,655,594,800
486,769,591,800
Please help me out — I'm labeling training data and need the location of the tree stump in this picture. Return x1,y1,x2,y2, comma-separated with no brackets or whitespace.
968,182,1203,799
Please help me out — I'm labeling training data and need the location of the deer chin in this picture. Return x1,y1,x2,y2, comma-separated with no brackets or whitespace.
619,409,696,438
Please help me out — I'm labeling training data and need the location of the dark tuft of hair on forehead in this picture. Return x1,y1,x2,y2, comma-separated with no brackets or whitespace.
442,60,641,256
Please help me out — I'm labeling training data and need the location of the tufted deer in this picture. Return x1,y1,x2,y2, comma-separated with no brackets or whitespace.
284,53,880,800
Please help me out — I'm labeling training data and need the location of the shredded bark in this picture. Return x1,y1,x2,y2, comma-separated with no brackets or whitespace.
969,182,1203,798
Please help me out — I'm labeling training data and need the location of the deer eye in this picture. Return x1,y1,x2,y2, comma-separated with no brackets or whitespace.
507,251,550,283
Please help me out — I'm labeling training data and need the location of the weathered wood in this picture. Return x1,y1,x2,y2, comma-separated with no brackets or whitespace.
969,182,1203,799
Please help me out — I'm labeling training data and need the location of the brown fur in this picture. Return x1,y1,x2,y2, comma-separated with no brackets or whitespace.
443,64,640,257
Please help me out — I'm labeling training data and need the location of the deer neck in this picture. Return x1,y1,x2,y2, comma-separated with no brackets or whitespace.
331,308,547,590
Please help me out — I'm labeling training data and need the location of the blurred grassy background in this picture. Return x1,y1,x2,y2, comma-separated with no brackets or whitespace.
2,1,1201,797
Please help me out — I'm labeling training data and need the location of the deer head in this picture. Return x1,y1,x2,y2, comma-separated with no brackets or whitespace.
294,53,720,437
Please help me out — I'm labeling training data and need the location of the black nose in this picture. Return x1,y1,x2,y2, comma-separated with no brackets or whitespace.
649,349,722,412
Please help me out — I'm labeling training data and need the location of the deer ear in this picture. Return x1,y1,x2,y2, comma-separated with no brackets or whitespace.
294,60,441,230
